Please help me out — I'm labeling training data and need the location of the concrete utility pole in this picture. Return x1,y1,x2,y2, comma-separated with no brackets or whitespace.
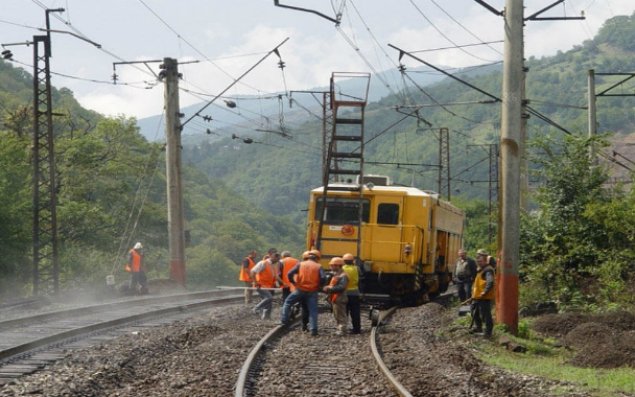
587,69,597,162
498,0,523,334
162,58,186,287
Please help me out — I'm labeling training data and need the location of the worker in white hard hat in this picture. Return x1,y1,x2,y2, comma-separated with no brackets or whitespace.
127,242,148,295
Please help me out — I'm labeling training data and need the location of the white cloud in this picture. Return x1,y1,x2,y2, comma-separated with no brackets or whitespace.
15,0,632,120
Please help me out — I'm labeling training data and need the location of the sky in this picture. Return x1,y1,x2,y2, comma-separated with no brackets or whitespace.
2,0,633,126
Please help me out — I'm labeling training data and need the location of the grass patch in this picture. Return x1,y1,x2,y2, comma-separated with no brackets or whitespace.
474,338,635,397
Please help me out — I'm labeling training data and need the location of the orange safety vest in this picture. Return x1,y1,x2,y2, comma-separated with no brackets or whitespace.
327,273,348,303
472,265,496,301
281,257,299,288
239,257,255,282
295,260,322,292
255,260,277,288
129,249,143,273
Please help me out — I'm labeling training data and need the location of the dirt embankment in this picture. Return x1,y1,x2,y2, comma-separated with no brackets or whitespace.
532,310,635,368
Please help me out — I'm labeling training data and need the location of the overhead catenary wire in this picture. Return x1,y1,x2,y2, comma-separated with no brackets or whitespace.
347,0,408,101
426,0,503,56
109,137,163,277
135,0,269,94
181,38,289,128
408,0,499,63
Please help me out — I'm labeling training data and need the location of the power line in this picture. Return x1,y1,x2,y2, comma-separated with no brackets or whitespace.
408,0,498,63
426,0,503,56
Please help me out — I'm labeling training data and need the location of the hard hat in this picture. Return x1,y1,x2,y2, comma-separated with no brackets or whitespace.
342,253,354,261
133,242,143,250
302,250,311,260
476,249,489,256
329,257,344,267
309,249,321,259
281,250,291,258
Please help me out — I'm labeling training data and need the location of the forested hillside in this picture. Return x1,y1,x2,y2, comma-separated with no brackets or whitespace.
181,13,635,310
0,61,303,299
2,12,635,309
184,12,635,218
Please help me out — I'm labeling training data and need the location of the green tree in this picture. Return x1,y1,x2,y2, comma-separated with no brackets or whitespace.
519,134,635,309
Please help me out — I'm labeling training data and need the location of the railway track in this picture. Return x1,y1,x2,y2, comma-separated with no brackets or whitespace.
235,290,457,397
0,289,242,385
370,307,413,397
235,306,411,397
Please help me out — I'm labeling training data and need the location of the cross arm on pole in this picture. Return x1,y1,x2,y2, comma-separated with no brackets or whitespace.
473,0,503,16
525,0,585,21
273,0,341,25
38,28,102,48
388,43,501,103
596,73,635,97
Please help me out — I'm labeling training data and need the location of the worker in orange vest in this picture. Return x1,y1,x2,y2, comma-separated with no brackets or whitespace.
250,252,283,320
280,251,299,301
239,250,257,304
127,242,148,295
323,257,349,336
280,249,325,336
280,250,309,331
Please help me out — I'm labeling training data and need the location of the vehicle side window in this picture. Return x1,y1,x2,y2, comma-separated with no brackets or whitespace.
377,203,399,225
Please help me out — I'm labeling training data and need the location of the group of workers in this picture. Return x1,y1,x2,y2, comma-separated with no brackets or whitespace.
239,248,361,337
453,248,496,338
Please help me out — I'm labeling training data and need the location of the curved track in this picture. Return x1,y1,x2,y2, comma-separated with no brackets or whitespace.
370,307,413,397
235,290,456,397
0,290,241,384
235,307,410,397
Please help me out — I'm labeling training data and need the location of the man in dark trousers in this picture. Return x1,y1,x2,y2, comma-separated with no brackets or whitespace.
470,250,496,337
280,250,324,336
342,253,362,334
127,242,148,294
453,249,477,302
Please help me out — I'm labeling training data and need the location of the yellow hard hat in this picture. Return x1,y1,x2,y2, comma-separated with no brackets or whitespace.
329,257,344,267
302,250,311,260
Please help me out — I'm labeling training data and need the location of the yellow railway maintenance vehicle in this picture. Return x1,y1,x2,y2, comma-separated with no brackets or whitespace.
307,176,464,306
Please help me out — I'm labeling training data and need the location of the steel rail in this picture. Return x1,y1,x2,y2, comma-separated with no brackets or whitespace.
0,289,236,330
0,293,242,362
234,318,301,397
370,306,413,397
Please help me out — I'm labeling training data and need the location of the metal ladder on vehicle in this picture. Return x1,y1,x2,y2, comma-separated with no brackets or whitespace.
315,72,371,261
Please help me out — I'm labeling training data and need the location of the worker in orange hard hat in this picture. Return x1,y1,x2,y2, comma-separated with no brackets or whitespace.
323,257,349,335
280,249,324,336
342,253,362,334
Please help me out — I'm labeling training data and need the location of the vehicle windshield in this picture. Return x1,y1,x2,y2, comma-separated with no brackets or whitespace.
314,197,370,224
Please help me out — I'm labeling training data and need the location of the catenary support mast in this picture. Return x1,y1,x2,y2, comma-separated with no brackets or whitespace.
498,0,523,334
162,58,186,287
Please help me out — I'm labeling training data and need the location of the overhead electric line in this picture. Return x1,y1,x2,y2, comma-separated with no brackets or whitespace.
181,38,289,128
409,0,498,63
426,0,504,56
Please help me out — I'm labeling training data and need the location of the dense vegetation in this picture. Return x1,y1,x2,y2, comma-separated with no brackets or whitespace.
1,13,635,311
0,61,303,299
521,134,635,309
